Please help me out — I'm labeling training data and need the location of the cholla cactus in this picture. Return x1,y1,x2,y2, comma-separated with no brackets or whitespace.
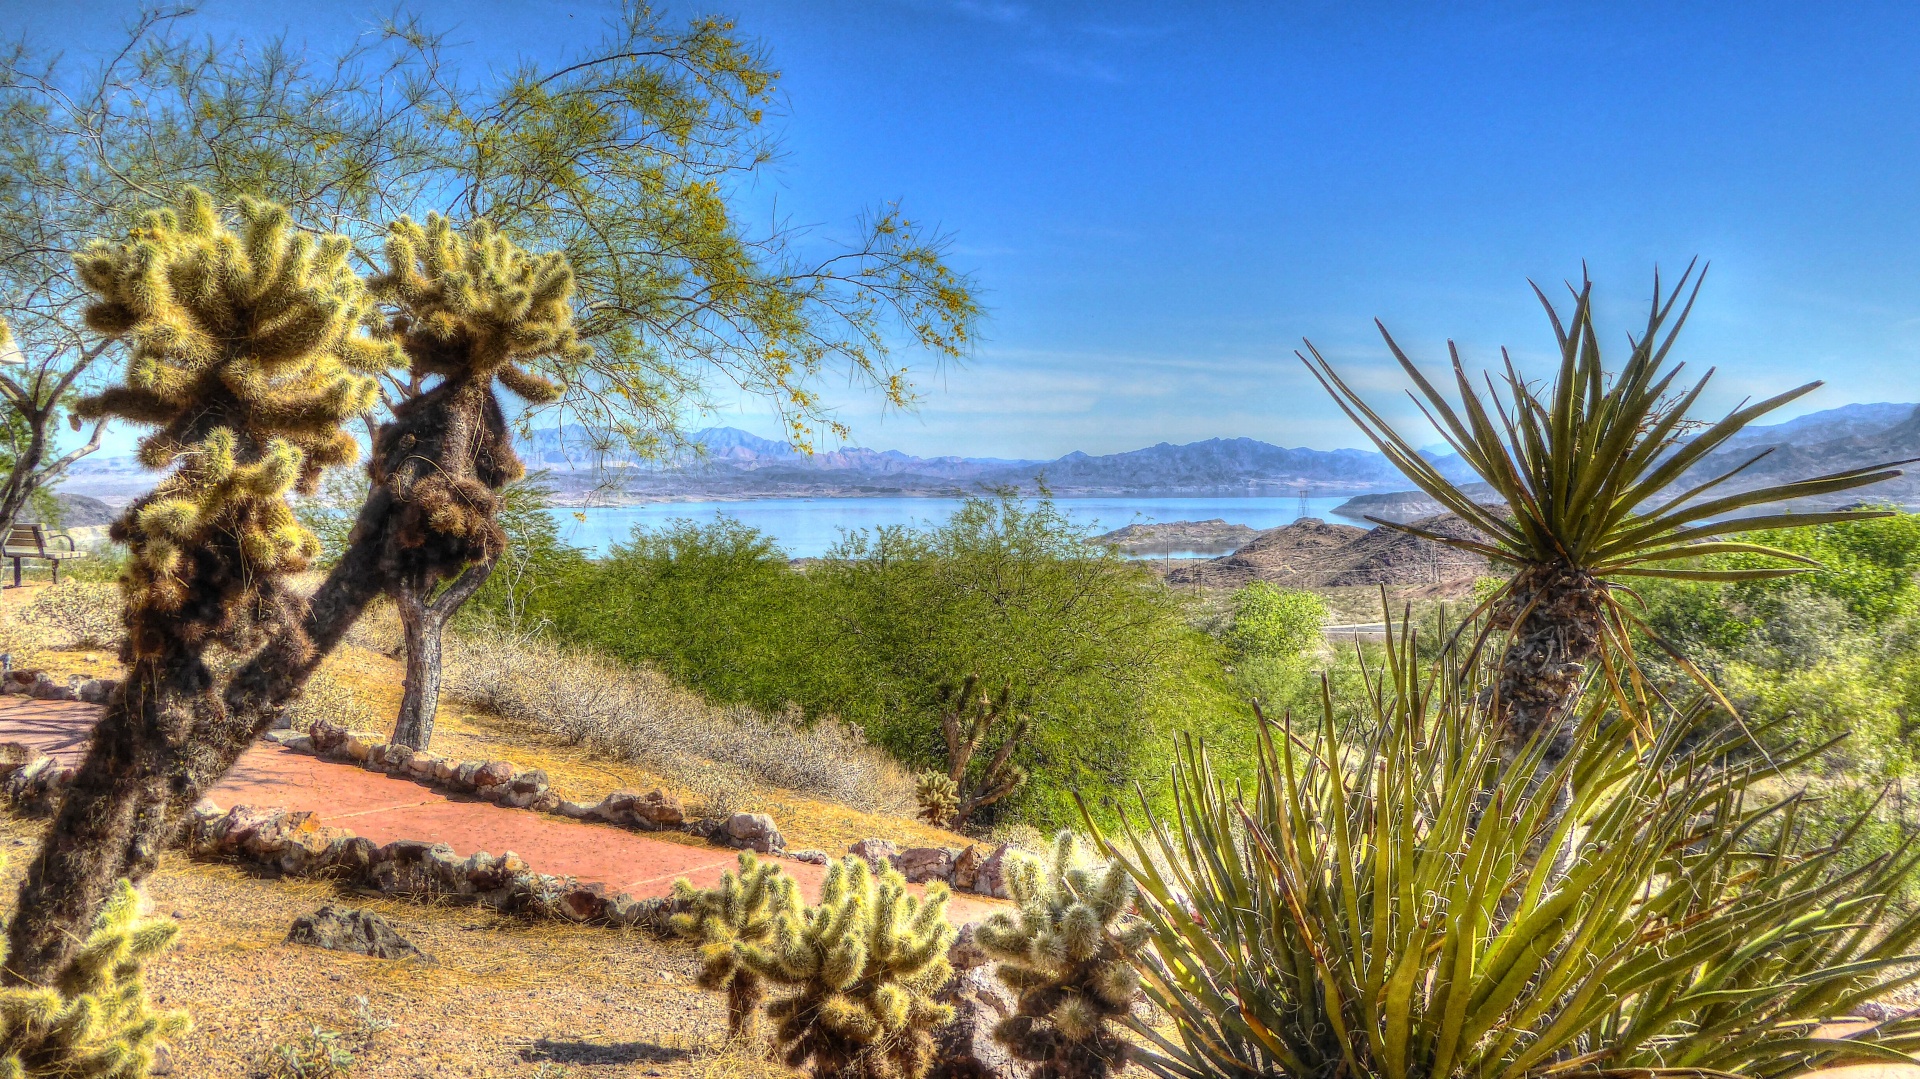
742,856,956,1079
974,832,1146,1079
0,879,189,1078
670,852,793,1040
367,213,586,578
912,772,959,827
72,186,390,657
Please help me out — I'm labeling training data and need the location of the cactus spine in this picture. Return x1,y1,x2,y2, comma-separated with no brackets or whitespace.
974,832,1145,1079
670,852,793,1040
741,856,956,1079
5,189,393,989
0,879,189,1078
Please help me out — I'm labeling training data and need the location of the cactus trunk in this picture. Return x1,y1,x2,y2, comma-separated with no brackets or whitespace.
390,561,493,751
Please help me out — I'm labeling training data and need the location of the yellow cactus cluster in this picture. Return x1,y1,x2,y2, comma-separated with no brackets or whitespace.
685,855,953,1079
670,852,790,1040
974,832,1146,1079
373,213,586,399
71,188,393,640
0,879,187,1079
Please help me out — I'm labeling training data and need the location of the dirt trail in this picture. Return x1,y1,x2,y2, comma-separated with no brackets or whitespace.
0,697,1003,923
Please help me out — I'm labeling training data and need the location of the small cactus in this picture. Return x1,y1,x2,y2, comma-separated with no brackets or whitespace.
974,832,1146,1079
0,879,189,1078
741,856,956,1079
669,851,792,1040
912,772,959,827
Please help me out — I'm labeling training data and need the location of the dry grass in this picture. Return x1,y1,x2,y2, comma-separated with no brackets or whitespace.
0,813,797,1078
439,626,917,820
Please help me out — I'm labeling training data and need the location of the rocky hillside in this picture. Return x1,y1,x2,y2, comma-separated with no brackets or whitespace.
1165,515,1492,589
1094,519,1260,554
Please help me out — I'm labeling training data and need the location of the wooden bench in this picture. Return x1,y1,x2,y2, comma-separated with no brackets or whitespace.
1,524,83,586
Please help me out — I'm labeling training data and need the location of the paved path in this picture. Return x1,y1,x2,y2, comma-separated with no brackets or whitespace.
0,698,1002,924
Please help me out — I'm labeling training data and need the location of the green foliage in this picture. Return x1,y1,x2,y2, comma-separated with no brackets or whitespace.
0,880,188,1079
669,852,792,1041
738,856,955,1079
975,833,1146,1079
461,475,589,637
1095,613,1920,1079
291,467,367,570
917,674,1029,829
531,492,1248,829
1225,583,1326,659
72,187,390,653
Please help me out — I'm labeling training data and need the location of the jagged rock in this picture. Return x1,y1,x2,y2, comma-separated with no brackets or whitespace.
529,791,562,814
430,757,459,783
261,729,303,746
343,733,374,762
27,675,74,701
382,743,415,773
325,835,379,876
974,844,1017,898
724,812,783,853
287,907,423,959
76,678,116,704
631,790,684,828
789,849,830,865
509,769,548,793
559,882,609,921
243,810,319,859
473,761,515,790
406,752,441,777
894,847,957,884
307,721,349,753
555,799,596,820
453,761,483,789
849,838,898,868
929,964,1026,1079
952,845,983,891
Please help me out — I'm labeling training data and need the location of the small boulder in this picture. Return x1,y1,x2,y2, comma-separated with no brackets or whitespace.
287,907,423,959
929,962,1027,1079
509,769,549,794
382,743,415,773
555,799,596,820
788,849,830,866
849,838,898,869
975,843,1018,899
473,760,515,790
952,845,984,891
894,847,956,884
724,812,783,853
342,734,373,763
76,678,116,704
631,789,684,828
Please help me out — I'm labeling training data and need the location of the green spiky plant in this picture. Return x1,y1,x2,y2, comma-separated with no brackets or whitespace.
670,851,793,1041
914,674,1029,829
1299,264,1906,768
741,856,956,1079
228,212,590,755
975,832,1148,1079
1092,607,1920,1079
0,879,189,1078
6,189,391,988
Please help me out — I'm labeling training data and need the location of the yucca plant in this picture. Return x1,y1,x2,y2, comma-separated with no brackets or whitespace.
1091,610,1920,1079
670,851,793,1041
1300,265,1906,765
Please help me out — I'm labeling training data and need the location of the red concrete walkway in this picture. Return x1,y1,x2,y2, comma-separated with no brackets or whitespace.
0,698,1001,924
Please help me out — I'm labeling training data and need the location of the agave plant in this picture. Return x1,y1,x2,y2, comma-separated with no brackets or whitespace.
1299,265,1906,764
1090,611,1920,1079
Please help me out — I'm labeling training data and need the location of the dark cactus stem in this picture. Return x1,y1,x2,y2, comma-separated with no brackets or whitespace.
389,560,495,751
725,970,763,1041
1488,563,1607,770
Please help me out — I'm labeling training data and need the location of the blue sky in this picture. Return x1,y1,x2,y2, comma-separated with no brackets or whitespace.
26,1,1920,458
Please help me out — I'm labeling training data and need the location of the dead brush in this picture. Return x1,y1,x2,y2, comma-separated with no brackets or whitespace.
441,627,915,816
13,581,122,650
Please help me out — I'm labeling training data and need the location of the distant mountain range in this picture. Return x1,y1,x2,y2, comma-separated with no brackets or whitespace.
56,402,1920,509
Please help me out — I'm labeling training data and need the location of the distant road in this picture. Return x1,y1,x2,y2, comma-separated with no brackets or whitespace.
1324,622,1388,639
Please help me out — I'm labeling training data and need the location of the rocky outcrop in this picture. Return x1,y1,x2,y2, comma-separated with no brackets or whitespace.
287,907,423,959
1164,513,1493,589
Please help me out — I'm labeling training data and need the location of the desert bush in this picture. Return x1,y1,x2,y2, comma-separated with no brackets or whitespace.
1096,614,1920,1079
14,582,121,651
441,627,914,815
283,666,381,735
266,1027,353,1078
1225,582,1325,659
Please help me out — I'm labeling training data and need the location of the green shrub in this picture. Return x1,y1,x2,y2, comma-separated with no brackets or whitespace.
1225,582,1326,659
1094,614,1920,1079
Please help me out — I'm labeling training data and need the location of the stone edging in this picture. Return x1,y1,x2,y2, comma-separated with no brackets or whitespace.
290,720,1025,899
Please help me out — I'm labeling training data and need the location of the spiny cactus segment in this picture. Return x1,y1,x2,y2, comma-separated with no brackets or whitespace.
670,851,794,1040
0,879,188,1078
974,832,1146,1079
72,186,392,655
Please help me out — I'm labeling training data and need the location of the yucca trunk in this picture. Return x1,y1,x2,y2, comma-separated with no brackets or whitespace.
1489,563,1606,767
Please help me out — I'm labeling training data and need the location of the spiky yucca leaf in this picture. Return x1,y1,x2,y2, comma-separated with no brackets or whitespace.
1300,265,1908,755
1089,609,1920,1079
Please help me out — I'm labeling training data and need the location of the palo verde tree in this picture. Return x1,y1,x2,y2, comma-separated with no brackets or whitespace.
1301,264,1905,771
5,189,389,988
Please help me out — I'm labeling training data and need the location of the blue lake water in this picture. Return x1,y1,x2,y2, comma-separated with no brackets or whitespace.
544,495,1358,559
